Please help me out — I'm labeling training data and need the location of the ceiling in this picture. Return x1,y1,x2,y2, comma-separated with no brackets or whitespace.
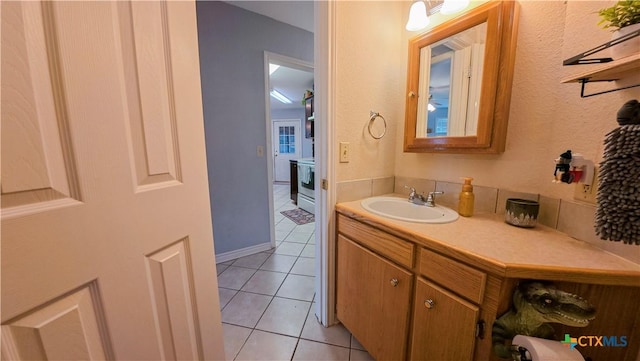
269,64,314,111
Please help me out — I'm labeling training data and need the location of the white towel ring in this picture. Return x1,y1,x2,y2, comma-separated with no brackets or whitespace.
368,111,387,139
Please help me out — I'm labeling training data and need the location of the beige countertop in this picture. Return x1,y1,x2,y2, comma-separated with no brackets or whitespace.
336,196,640,287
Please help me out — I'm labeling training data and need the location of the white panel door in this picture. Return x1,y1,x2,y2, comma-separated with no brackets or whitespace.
1,1,224,359
272,119,301,183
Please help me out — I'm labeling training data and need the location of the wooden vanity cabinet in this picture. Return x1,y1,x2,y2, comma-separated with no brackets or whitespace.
336,210,640,361
336,214,488,360
336,235,413,360
410,278,479,360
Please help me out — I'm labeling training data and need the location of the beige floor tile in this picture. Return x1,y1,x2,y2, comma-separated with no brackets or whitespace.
300,312,351,347
284,231,312,244
275,242,305,257
297,222,315,233
231,252,270,269
307,234,316,244
241,270,287,296
350,349,374,360
291,224,314,235
221,291,272,328
290,256,315,276
255,297,311,337
235,330,298,361
351,335,365,351
222,323,251,361
216,263,229,275
300,244,315,258
276,219,297,233
218,287,237,310
275,229,291,241
217,266,256,290
277,274,315,301
293,339,350,361
260,253,298,273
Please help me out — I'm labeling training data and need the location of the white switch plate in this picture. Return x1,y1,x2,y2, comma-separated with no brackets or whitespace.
257,146,264,157
339,142,350,163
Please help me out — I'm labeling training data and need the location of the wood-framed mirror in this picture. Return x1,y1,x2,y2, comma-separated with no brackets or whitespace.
404,1,520,154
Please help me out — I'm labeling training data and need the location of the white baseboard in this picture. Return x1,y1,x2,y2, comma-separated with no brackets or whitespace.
214,242,274,264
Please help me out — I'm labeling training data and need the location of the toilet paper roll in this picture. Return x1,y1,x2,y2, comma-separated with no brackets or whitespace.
513,335,584,361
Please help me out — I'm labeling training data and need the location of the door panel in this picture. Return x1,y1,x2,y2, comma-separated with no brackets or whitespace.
410,278,479,360
118,1,182,189
1,1,224,359
272,119,301,182
336,235,413,360
1,1,81,215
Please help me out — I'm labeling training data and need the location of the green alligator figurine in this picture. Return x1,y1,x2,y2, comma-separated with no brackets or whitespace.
492,280,596,358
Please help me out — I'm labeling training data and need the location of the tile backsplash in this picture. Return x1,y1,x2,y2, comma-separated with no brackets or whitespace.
336,176,639,265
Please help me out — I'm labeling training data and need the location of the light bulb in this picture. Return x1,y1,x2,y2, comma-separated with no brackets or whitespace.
406,1,429,31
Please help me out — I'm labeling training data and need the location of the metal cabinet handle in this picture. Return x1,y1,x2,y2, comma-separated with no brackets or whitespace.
424,299,435,309
390,278,399,287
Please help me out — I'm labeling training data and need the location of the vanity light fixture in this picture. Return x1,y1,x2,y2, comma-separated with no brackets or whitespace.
270,89,292,104
440,0,470,14
406,1,430,31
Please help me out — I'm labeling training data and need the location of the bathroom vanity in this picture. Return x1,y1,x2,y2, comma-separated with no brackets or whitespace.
335,199,640,361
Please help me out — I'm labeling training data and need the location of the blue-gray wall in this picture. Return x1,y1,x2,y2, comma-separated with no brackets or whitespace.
196,2,314,255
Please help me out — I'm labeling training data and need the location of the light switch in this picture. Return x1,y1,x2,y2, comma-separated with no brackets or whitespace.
257,146,264,157
340,142,350,163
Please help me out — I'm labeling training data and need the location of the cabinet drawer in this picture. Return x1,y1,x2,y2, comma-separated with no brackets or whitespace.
337,214,414,268
419,248,486,304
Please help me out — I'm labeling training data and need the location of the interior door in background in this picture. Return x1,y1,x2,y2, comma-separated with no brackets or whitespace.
272,119,301,182
1,1,224,359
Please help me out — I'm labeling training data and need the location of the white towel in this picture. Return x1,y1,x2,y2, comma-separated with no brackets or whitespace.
300,165,312,184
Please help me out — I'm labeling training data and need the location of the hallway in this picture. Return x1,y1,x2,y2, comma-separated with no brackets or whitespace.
216,184,373,360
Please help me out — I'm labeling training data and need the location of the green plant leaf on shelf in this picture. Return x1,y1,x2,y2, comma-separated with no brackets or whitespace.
597,0,640,31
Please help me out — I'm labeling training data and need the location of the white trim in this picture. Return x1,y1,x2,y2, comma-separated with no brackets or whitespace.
314,0,337,327
215,242,273,264
263,52,314,251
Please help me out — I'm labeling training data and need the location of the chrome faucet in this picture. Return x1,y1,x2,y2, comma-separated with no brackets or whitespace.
404,186,444,207
424,191,444,207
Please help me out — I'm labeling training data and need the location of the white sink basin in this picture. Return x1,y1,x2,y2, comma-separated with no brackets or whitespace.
361,196,459,224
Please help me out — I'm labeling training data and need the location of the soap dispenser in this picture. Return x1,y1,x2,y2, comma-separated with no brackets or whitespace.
458,177,475,217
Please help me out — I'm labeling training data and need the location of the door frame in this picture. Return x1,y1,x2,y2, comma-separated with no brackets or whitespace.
314,0,337,327
263,52,314,248
271,119,302,183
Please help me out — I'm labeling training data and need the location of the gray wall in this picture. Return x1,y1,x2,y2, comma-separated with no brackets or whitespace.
196,2,314,255
271,108,314,158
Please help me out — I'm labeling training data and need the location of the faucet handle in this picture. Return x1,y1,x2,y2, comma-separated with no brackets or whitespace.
404,185,417,196
425,191,444,206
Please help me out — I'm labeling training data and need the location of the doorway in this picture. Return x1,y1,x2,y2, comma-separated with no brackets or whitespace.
264,52,314,251
272,119,301,183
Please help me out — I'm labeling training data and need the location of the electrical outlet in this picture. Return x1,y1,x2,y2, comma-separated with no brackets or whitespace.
339,142,350,163
574,167,598,204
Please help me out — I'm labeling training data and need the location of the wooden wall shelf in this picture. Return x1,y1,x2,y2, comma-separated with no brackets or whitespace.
561,53,640,83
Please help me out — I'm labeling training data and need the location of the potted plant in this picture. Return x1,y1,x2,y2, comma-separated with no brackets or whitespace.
597,1,640,59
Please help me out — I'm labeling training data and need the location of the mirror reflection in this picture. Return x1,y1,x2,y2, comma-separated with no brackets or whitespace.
417,23,487,138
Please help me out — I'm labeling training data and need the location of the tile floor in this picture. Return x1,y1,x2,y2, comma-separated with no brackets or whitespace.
216,184,374,361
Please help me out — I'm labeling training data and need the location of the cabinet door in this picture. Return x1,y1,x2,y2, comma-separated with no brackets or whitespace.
337,235,413,360
410,278,479,360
